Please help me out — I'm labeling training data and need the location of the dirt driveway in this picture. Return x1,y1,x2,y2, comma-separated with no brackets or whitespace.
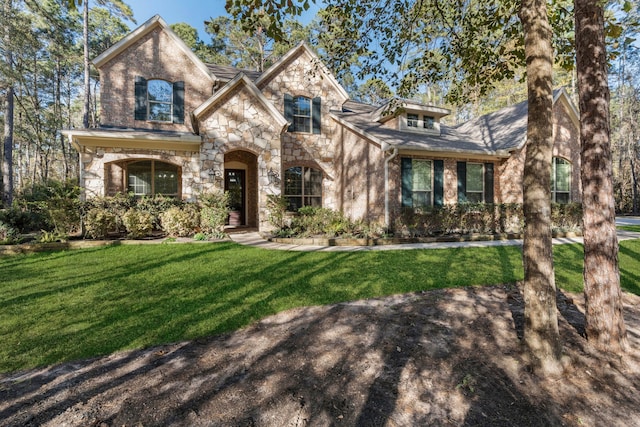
1,284,640,427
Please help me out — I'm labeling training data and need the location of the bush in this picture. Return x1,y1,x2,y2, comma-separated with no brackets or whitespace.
82,193,135,234
160,204,200,237
14,180,81,233
199,191,229,238
0,207,39,233
286,206,376,238
135,195,183,229
267,195,289,230
0,221,19,244
84,208,118,239
122,209,155,239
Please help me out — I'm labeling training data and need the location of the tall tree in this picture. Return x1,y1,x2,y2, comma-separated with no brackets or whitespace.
575,0,628,353
2,0,15,207
518,0,563,374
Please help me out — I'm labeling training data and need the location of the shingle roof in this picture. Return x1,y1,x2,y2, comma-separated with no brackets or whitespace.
206,64,262,83
335,90,572,157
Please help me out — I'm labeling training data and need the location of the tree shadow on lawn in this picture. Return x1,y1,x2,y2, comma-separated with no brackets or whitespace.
6,285,627,426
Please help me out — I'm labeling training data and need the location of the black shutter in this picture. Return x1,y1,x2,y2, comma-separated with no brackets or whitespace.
284,93,294,132
312,97,321,134
401,158,413,208
457,161,467,203
484,162,494,204
172,81,185,124
134,76,147,121
434,160,444,207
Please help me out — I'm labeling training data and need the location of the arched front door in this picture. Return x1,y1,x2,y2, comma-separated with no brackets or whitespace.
224,150,258,228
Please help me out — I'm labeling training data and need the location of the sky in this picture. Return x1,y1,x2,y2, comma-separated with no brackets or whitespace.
123,0,320,40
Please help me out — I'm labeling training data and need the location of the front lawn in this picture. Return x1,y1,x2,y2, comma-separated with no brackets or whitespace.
2,240,640,373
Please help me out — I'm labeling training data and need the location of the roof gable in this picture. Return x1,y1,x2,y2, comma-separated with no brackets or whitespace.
255,42,350,102
93,15,215,84
193,73,288,129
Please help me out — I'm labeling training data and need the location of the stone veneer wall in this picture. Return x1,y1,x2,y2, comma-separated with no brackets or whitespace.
98,26,214,133
258,51,348,212
198,84,283,231
81,147,200,199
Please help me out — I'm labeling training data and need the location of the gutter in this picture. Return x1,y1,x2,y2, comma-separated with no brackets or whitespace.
384,146,399,231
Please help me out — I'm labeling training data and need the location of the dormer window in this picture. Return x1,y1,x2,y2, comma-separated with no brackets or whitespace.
423,116,435,130
134,76,185,124
284,94,321,134
407,114,419,128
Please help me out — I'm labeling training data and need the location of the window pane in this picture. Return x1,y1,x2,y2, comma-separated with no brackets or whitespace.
466,163,484,192
154,163,179,195
412,160,432,191
128,161,152,196
407,114,418,127
293,116,310,133
555,158,570,192
413,191,432,208
147,80,172,102
285,167,302,195
148,102,172,122
423,116,435,130
287,197,303,211
466,192,483,203
293,97,311,116
555,192,570,204
305,196,322,207
307,168,323,196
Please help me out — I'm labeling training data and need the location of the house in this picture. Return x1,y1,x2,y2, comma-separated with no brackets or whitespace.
62,15,581,232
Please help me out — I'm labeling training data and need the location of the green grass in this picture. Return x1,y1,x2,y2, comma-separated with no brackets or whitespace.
618,225,640,233
2,240,640,373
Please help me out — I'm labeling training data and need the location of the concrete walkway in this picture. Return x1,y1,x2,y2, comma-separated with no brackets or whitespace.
229,217,640,252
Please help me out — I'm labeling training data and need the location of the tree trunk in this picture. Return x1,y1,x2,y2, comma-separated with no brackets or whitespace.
82,1,90,129
518,0,563,375
2,0,14,208
575,0,628,354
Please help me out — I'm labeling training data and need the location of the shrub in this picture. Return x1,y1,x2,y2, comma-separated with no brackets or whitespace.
135,195,183,229
0,221,19,244
160,204,200,237
84,208,118,239
199,191,229,238
0,207,39,233
82,193,135,234
266,195,289,230
14,180,81,233
122,209,155,239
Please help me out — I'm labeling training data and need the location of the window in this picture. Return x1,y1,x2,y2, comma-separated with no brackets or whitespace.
402,158,444,208
284,94,321,134
293,96,311,133
284,166,323,210
407,114,419,128
127,160,179,197
465,163,484,203
552,157,571,203
134,76,184,124
147,80,173,122
411,160,433,207
457,162,494,204
423,115,435,130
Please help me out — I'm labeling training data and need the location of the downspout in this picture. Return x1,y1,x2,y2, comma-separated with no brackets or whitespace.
384,146,399,231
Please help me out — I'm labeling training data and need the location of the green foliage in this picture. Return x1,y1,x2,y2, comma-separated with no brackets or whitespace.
0,222,19,244
14,180,81,234
199,192,230,239
193,232,209,241
134,195,183,229
37,230,68,243
286,206,377,238
160,204,201,237
122,209,155,239
0,207,39,233
84,208,118,239
266,194,289,230
394,203,579,237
